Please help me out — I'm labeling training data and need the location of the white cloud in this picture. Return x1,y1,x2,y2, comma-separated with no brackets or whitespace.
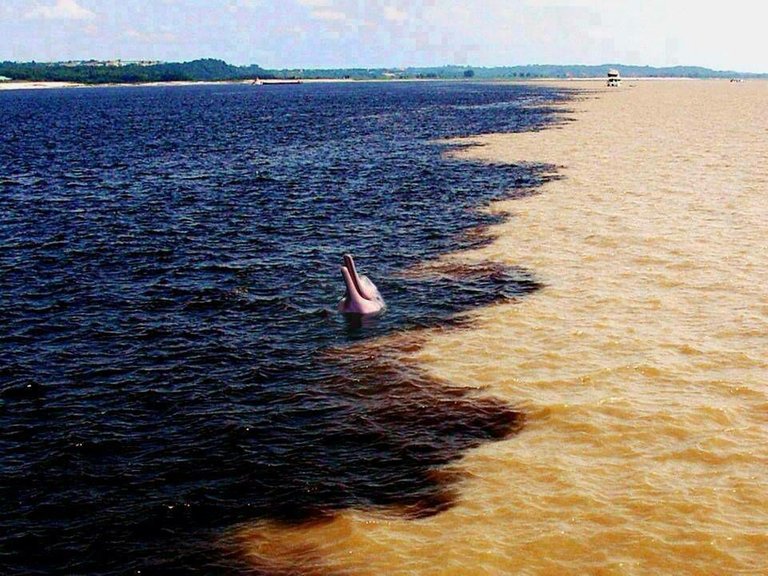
297,0,333,7
523,0,609,6
124,28,177,43
284,25,306,36
383,5,408,23
227,0,263,9
311,9,347,21
25,0,96,20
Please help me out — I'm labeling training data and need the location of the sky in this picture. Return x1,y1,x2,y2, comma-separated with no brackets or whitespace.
0,0,765,72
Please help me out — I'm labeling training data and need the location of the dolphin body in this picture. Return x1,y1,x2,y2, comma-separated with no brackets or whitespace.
338,254,385,315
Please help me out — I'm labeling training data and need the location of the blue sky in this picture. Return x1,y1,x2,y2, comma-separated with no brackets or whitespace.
1,0,765,72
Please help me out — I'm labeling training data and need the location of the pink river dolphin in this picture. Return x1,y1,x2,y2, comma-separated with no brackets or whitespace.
338,254,385,315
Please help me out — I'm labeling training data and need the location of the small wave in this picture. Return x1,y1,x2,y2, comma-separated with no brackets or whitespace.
0,81,570,575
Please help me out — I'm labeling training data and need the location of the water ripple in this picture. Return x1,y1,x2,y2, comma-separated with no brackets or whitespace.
0,81,572,575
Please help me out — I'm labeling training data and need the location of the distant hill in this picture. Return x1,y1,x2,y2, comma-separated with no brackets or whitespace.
280,64,765,80
0,59,763,84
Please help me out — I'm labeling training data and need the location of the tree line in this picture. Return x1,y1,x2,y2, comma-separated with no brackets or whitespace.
0,59,271,84
0,59,762,84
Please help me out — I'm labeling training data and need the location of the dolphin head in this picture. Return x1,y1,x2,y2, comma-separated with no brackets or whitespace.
338,254,385,315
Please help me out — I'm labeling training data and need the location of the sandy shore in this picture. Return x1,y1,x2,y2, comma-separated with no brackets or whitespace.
0,79,263,91
238,79,768,574
0,78,330,90
0,81,85,90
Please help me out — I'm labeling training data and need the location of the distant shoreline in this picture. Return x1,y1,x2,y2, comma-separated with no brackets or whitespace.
0,78,356,90
0,79,253,91
2,59,763,89
1,76,758,92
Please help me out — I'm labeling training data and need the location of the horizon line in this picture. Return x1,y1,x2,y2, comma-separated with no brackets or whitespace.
1,58,764,73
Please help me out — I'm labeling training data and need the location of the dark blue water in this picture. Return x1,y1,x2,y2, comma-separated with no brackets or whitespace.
0,82,571,575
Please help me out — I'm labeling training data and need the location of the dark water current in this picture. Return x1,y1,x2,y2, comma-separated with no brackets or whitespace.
0,82,571,575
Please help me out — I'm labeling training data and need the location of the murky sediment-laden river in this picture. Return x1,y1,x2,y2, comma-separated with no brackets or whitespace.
238,80,768,576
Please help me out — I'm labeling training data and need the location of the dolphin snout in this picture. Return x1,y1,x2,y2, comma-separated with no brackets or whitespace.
338,254,384,315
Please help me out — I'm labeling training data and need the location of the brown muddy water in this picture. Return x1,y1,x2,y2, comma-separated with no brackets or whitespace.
236,80,768,575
